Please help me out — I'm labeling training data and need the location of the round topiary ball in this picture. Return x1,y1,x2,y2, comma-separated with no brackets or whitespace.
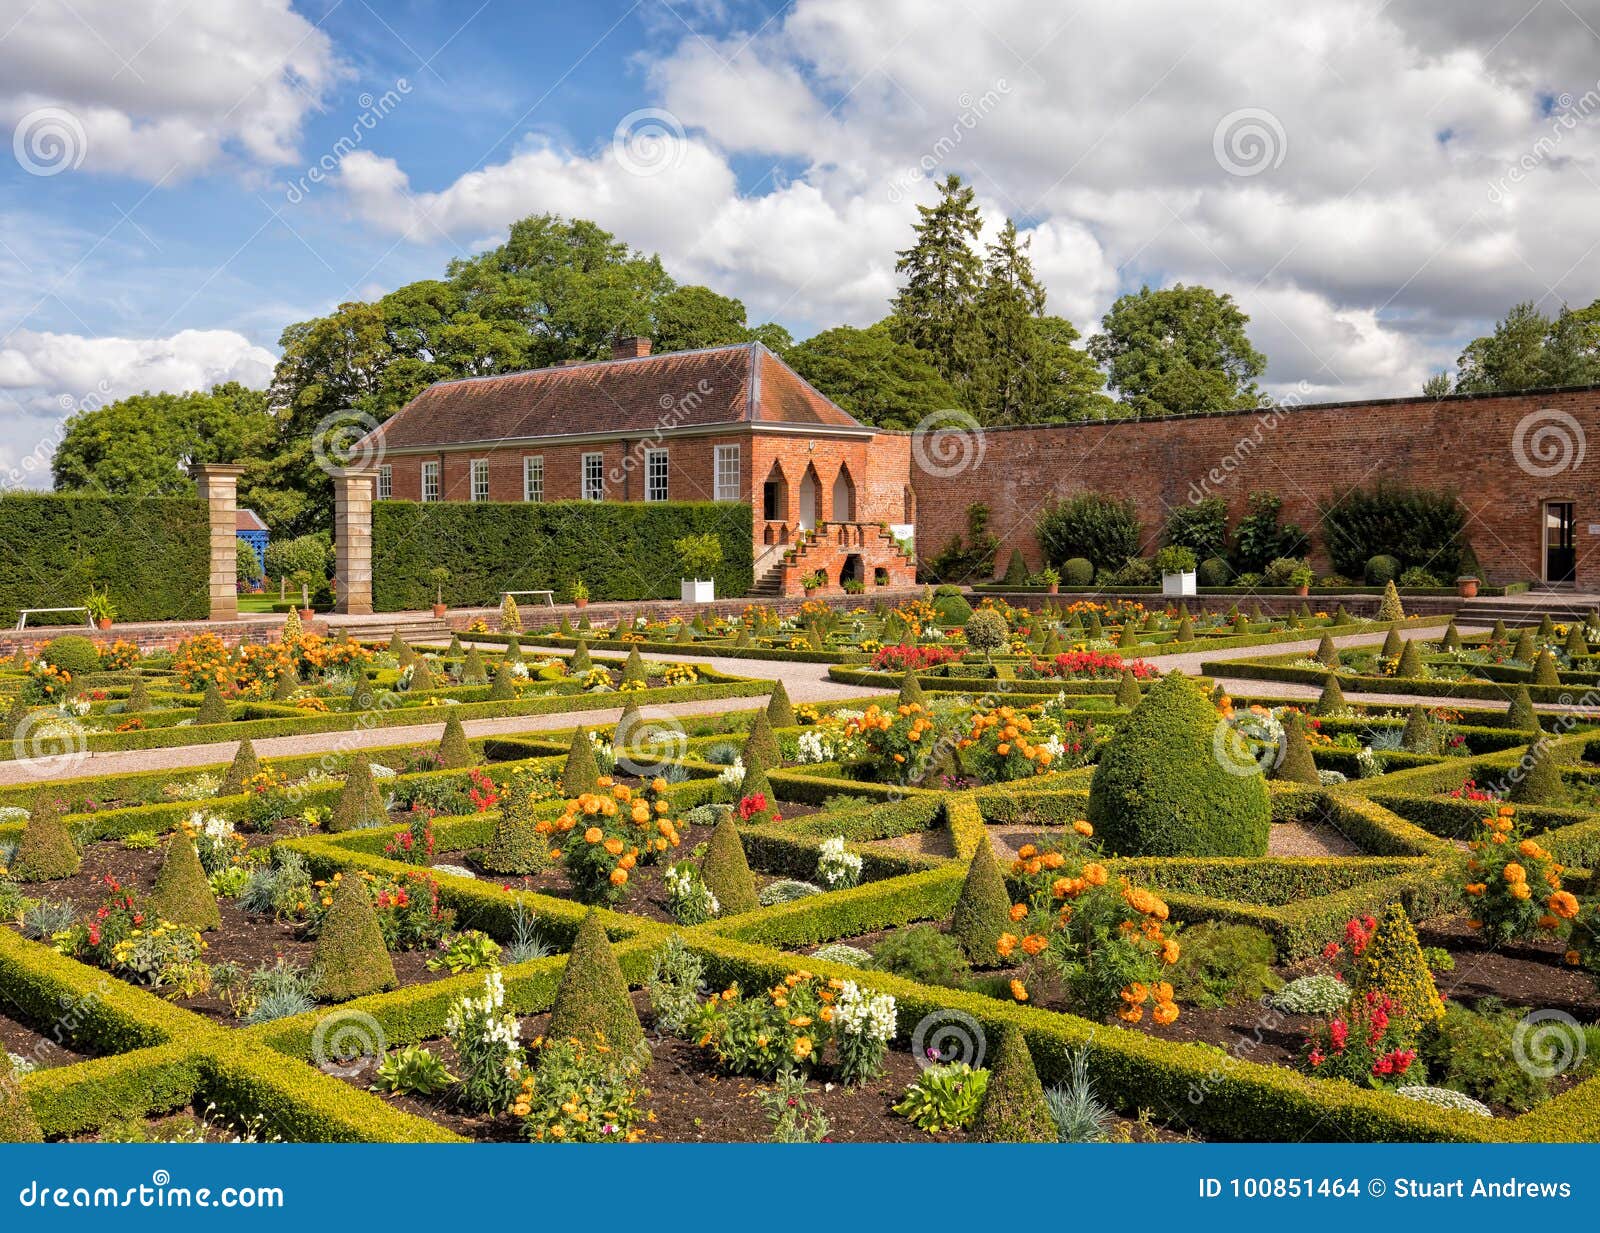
1364,554,1400,585
38,635,99,678
1088,672,1271,856
1061,557,1095,587
933,593,972,625
1196,556,1232,588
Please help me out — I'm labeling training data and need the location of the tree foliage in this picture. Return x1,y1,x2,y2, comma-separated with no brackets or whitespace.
1087,284,1266,415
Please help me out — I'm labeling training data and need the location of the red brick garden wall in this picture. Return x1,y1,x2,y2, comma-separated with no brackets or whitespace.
912,387,1600,588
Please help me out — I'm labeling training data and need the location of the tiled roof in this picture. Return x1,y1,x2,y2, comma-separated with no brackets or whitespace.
367,343,866,451
235,508,268,532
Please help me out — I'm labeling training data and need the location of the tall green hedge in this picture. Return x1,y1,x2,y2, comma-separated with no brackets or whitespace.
0,493,208,625
372,500,754,609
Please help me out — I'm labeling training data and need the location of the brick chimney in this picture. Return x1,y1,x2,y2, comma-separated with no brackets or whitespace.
612,336,652,360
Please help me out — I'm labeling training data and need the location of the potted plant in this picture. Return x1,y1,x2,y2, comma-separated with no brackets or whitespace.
1154,545,1198,598
801,570,825,597
290,569,316,620
428,566,452,618
1456,543,1481,599
1039,565,1061,595
1288,562,1314,597
570,578,590,609
674,533,723,604
84,587,115,631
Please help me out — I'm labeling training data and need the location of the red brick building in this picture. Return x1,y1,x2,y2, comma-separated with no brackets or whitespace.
912,384,1600,591
365,338,916,597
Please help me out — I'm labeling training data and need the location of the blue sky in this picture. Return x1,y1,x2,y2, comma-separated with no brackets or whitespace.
3,0,1600,483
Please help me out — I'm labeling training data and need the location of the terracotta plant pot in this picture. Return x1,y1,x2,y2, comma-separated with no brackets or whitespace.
299,608,314,621
96,617,112,631
431,603,447,618
574,596,588,609
1457,576,1480,599
1048,583,1060,595
1296,584,1310,597
803,587,817,598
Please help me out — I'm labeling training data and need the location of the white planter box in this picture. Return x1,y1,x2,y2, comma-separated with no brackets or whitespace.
1161,570,1197,597
681,578,715,604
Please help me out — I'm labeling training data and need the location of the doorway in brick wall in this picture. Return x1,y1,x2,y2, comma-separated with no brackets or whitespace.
1544,500,1576,584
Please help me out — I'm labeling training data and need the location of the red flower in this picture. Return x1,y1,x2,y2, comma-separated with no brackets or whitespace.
738,793,768,821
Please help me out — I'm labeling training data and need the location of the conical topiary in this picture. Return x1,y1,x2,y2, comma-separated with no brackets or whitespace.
1505,686,1539,732
1531,650,1562,688
481,806,551,874
388,631,406,657
504,634,523,662
124,673,150,714
329,756,387,832
1376,580,1405,622
436,712,472,770
674,622,694,645
0,1069,42,1143
897,669,926,707
461,646,487,686
701,814,760,915
407,656,435,691
272,670,298,701
1509,739,1566,806
1565,622,1589,658
219,737,260,795
562,728,601,795
620,646,647,686
312,874,396,1001
148,833,220,931
548,910,644,1052
1273,711,1319,785
569,640,592,673
1117,623,1138,649
766,680,796,729
0,696,27,743
741,709,781,770
1315,634,1338,667
1395,639,1425,679
1490,619,1508,644
1312,675,1347,716
949,836,1012,962
1114,669,1141,710
1399,705,1435,754
488,660,517,701
10,788,79,881
1380,627,1403,660
1350,903,1444,1042
1511,627,1536,662
614,698,642,748
196,681,228,725
447,633,463,657
1538,613,1557,639
1174,614,1195,642
972,1026,1057,1143
1439,620,1463,652
1088,672,1271,857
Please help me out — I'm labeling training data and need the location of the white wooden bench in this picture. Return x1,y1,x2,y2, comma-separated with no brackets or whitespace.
15,606,93,631
500,589,556,609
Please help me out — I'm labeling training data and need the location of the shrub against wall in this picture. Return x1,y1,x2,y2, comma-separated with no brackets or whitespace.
372,500,755,609
1035,492,1142,571
0,493,208,625
1322,486,1465,579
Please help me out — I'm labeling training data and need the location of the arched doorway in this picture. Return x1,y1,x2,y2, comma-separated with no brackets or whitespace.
798,464,820,532
762,462,789,524
831,464,857,523
840,554,864,587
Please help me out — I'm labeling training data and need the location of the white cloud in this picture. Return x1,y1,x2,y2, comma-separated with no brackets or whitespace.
0,328,275,487
0,0,344,181
332,0,1600,401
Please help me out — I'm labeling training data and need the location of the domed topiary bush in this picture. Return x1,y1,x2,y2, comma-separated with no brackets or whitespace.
1364,554,1400,585
1531,650,1562,688
972,1026,1057,1143
702,815,760,915
1088,672,1271,857
933,592,972,625
148,833,220,931
948,836,1012,962
1195,556,1231,588
548,909,644,1052
312,874,396,1001
11,789,79,882
38,635,99,678
436,712,472,770
1061,557,1095,587
1509,740,1566,806
219,737,260,796
964,609,1009,661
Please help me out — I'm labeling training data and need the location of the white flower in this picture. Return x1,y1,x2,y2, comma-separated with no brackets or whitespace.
833,981,896,1045
508,661,530,680
717,758,745,787
795,729,834,764
817,835,863,888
